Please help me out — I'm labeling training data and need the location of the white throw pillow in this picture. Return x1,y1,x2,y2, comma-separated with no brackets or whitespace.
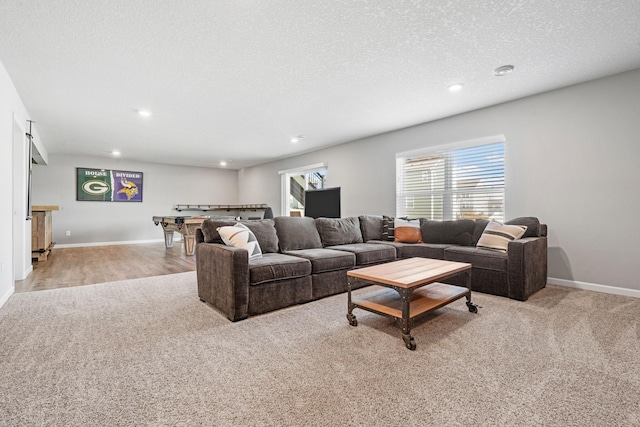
476,221,527,253
217,223,262,259
394,217,420,229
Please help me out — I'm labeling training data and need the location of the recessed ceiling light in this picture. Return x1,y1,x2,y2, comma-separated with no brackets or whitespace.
219,161,227,166
291,135,305,143
447,83,464,92
138,110,152,117
112,150,121,156
494,65,515,76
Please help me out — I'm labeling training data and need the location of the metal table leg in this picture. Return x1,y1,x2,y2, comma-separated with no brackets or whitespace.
346,276,358,326
463,270,478,313
399,287,416,350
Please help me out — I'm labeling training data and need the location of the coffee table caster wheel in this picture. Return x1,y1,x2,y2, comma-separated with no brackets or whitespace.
347,313,358,327
467,301,478,313
403,335,416,351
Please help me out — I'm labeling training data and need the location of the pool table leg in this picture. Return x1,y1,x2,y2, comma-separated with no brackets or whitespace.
163,229,174,248
183,235,196,256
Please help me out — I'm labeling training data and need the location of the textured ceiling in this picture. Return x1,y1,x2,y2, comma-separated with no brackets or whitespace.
1,0,639,169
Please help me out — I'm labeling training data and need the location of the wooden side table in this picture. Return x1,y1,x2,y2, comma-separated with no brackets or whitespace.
31,205,59,261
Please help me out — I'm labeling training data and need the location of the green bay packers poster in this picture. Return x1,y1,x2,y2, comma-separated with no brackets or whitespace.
76,168,143,202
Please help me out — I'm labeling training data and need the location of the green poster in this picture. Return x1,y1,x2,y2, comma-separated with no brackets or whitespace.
76,168,113,201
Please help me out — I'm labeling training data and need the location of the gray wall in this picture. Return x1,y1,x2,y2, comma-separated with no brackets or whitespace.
32,154,238,245
239,69,640,292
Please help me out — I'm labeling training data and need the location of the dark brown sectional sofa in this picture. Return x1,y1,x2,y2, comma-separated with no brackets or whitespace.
195,215,547,321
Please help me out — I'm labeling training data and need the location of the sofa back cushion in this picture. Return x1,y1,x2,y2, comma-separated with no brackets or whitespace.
358,215,383,241
241,219,279,253
274,216,323,251
420,219,476,246
316,217,364,246
505,217,540,238
472,219,490,245
200,218,279,253
200,219,238,243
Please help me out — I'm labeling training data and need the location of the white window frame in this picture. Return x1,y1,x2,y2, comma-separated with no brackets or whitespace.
278,163,328,216
396,135,506,221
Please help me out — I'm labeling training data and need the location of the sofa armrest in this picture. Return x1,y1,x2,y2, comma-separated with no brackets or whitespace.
507,236,548,300
196,242,249,321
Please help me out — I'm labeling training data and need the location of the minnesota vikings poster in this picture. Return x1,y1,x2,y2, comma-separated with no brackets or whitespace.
77,168,143,202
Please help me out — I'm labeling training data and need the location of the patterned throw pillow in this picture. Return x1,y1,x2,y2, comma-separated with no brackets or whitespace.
476,221,527,253
217,223,263,259
381,216,395,241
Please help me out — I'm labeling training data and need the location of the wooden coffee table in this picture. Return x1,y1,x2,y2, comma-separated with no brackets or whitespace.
346,257,478,350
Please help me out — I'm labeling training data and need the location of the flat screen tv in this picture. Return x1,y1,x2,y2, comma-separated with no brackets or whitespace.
304,187,341,219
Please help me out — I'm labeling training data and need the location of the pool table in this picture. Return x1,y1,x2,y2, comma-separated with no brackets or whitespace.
152,216,209,256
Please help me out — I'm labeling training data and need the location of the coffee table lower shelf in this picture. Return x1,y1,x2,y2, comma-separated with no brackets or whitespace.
348,283,475,350
352,282,471,320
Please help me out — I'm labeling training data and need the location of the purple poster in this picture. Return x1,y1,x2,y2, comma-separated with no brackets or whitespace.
112,170,143,202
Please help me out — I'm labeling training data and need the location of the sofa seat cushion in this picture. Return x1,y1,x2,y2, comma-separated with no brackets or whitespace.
367,240,452,259
399,242,451,259
248,253,312,285
444,246,507,272
284,248,355,274
326,243,396,266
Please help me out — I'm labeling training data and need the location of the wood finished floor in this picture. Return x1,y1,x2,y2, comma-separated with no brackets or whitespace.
15,242,196,293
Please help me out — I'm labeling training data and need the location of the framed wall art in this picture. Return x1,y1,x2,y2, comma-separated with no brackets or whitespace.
76,168,143,202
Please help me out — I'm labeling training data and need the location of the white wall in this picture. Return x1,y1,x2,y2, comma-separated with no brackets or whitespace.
12,117,30,281
239,69,640,294
31,154,239,245
1,60,48,308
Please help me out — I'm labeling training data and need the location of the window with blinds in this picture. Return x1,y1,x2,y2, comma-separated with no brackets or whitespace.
396,140,505,221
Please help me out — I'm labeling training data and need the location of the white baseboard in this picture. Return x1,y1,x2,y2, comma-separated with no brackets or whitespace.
0,286,14,309
548,277,640,299
55,238,179,249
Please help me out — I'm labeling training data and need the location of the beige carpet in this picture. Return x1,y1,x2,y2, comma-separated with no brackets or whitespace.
0,272,638,426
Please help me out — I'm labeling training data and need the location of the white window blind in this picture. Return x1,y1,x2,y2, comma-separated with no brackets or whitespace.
396,141,505,221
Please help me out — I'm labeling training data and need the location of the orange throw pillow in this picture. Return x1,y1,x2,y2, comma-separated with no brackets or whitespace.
394,226,423,244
